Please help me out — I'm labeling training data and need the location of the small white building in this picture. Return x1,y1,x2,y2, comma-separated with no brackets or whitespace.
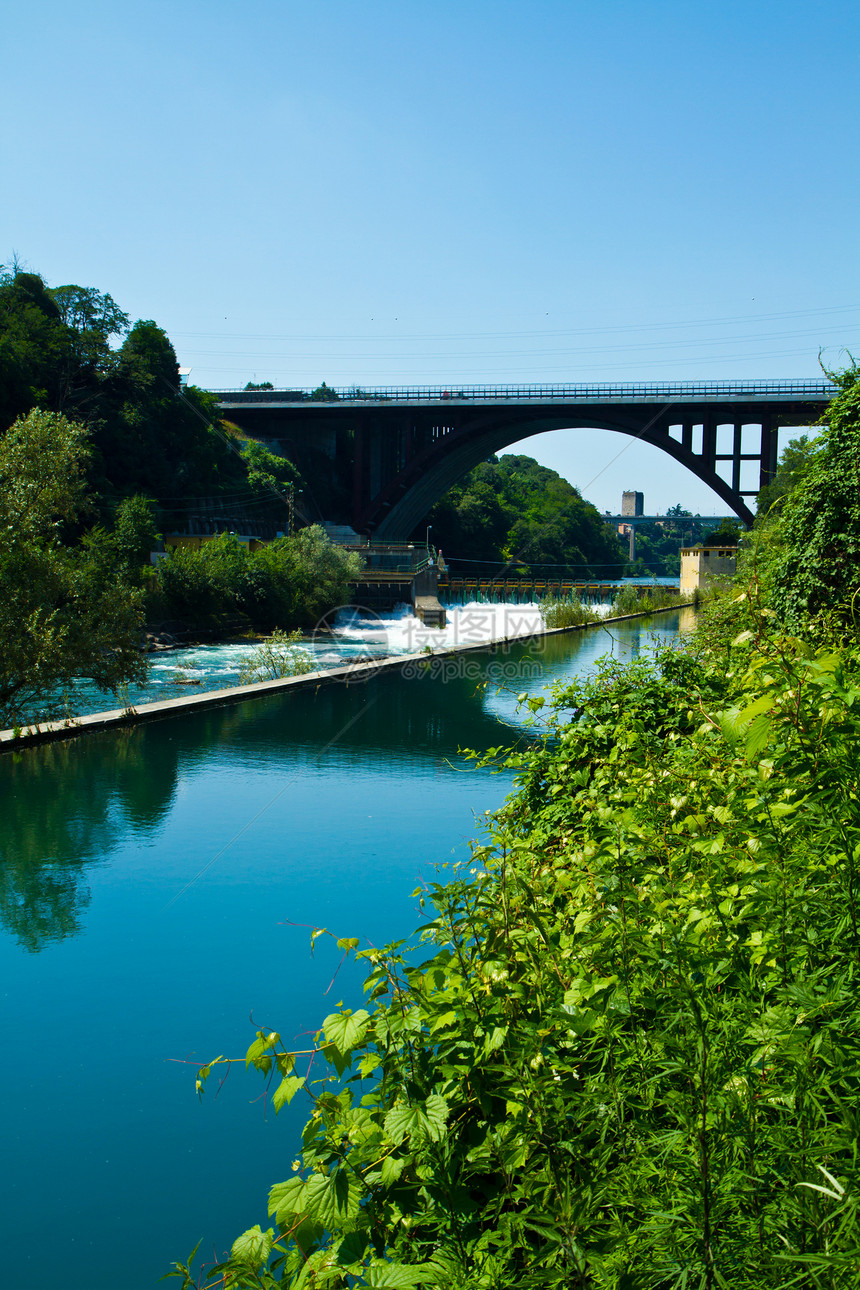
680,545,738,596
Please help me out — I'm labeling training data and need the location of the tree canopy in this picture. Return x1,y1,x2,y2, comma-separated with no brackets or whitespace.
0,266,247,505
0,410,147,728
763,365,860,628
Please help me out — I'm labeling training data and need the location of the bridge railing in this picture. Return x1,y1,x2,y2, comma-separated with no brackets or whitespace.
212,379,837,405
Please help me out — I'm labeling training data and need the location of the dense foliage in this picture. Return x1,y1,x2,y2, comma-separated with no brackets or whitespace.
0,266,244,504
0,410,147,728
755,436,819,521
0,265,361,722
763,367,860,629
151,526,362,633
539,593,599,628
178,607,860,1289
428,455,627,577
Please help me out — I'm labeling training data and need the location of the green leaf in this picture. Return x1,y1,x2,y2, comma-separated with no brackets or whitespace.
365,1262,442,1287
272,1075,306,1112
335,1228,369,1266
483,1025,508,1054
736,693,776,726
276,1051,296,1077
358,1053,382,1078
245,1030,279,1069
380,1155,405,1186
268,1177,306,1223
384,1094,449,1146
323,1008,371,1053
230,1225,273,1269
745,713,773,757
303,1171,361,1229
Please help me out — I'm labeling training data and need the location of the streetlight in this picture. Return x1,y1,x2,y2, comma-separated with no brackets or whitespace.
426,524,432,554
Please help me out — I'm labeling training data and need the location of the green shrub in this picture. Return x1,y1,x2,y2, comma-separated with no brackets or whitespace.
767,365,860,630
539,592,598,628
152,526,362,632
177,609,860,1288
611,581,642,614
612,583,685,615
237,630,315,684
154,533,250,626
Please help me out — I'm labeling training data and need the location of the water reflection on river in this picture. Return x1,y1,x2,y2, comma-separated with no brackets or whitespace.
0,611,691,1290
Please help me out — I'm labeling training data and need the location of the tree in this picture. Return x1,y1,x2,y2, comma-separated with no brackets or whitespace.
154,533,251,627
255,525,362,628
0,264,269,513
767,365,860,628
108,495,160,576
701,518,740,546
0,268,67,427
755,433,819,520
152,526,362,632
49,283,130,410
97,320,243,500
241,439,299,496
0,410,147,728
309,381,339,402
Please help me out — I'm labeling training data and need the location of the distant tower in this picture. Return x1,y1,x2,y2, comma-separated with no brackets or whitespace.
620,492,644,562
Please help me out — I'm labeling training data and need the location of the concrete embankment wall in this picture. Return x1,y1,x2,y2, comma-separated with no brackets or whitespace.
0,606,686,752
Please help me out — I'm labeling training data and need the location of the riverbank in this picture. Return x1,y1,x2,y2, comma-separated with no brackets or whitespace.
0,604,688,750
200,612,860,1288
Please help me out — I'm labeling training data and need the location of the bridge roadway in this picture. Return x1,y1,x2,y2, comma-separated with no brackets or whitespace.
214,379,835,536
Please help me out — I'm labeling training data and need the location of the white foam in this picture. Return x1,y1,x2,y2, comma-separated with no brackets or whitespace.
328,601,552,655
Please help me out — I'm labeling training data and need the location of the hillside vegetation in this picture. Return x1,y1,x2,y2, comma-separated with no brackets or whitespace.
428,455,627,577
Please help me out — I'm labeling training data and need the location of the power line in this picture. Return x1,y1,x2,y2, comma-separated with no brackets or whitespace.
171,302,860,346
177,323,858,365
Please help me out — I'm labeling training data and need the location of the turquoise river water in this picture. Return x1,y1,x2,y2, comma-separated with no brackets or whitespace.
0,610,691,1289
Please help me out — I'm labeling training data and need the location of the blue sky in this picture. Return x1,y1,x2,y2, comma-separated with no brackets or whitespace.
3,0,858,513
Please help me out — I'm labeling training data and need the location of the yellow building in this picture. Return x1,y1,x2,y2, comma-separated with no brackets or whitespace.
680,545,738,595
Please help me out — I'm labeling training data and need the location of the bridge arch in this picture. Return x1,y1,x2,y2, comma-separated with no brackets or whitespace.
371,413,756,538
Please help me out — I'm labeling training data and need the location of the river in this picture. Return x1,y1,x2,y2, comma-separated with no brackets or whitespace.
0,610,692,1289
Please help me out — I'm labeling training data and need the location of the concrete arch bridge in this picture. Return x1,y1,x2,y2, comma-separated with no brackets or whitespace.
214,380,835,537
